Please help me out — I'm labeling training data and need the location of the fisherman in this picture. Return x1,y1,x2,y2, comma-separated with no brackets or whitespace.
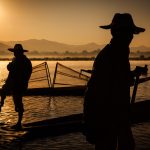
83,13,145,150
0,44,32,129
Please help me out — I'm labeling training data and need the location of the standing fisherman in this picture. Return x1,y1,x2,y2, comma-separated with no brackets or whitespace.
83,13,145,150
0,44,32,129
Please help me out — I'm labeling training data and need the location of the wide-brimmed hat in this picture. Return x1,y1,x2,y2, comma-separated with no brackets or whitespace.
100,13,145,34
8,44,28,53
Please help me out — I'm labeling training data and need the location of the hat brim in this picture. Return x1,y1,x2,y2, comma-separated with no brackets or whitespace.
99,25,111,29
99,25,145,34
8,48,28,52
133,26,145,34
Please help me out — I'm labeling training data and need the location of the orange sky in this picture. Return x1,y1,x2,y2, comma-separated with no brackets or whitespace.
0,0,150,47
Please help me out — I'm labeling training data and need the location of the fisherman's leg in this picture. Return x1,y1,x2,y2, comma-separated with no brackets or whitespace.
95,136,117,150
17,111,23,126
0,94,6,112
1,92,6,106
95,127,117,150
13,94,24,128
117,124,135,150
0,84,8,111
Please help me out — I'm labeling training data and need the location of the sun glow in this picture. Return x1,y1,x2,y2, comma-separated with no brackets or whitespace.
0,2,6,19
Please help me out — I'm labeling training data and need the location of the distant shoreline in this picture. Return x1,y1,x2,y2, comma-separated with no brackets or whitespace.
0,57,150,61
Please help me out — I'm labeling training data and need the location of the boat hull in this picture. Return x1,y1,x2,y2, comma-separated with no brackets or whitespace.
0,86,86,96
22,100,150,139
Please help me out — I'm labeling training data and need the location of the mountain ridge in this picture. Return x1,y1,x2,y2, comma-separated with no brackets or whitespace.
0,39,150,55
1,39,102,53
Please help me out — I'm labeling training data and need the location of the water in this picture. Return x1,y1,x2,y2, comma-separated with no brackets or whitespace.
0,60,150,150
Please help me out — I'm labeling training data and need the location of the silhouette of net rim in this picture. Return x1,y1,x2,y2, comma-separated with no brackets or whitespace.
28,62,90,88
53,62,90,87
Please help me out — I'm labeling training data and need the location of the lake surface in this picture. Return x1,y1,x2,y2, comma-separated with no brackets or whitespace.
0,60,150,150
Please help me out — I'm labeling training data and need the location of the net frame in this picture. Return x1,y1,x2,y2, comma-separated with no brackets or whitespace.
52,62,90,87
29,62,52,88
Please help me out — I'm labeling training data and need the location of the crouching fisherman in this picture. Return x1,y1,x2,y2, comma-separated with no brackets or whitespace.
0,44,32,129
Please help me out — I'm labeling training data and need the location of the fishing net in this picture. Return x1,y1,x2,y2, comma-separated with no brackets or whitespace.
52,62,90,87
28,62,51,88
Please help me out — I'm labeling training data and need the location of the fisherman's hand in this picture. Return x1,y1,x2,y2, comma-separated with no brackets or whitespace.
133,65,148,77
7,62,13,71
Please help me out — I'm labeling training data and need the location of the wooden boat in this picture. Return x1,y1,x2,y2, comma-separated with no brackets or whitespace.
1,62,150,96
22,113,83,139
27,86,86,96
0,62,88,96
0,76,149,96
0,86,86,96
22,99,150,140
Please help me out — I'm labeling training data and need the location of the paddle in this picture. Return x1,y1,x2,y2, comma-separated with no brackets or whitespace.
131,65,148,104
131,75,140,104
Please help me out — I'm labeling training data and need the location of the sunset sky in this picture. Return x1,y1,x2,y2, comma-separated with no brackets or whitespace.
0,0,150,47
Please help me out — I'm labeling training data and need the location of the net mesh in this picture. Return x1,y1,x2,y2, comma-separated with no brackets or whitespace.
53,62,90,87
28,62,51,88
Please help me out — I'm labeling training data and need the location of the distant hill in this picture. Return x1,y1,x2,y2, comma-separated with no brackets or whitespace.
2,39,102,53
0,39,150,56
0,43,10,54
131,45,150,52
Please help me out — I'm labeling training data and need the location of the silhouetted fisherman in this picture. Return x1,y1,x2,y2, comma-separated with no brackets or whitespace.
83,13,145,150
0,44,32,129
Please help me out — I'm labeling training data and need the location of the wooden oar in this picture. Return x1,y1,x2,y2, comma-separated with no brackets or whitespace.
130,76,150,87
138,76,150,84
131,65,149,104
131,75,140,104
